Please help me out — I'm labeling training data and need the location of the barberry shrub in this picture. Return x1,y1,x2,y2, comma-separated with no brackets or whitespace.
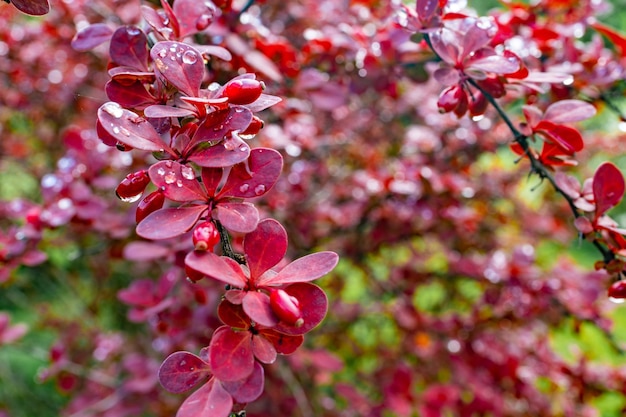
2,0,626,416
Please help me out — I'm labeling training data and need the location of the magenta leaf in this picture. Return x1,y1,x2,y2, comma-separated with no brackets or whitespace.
151,41,204,97
251,334,277,364
192,107,254,145
244,218,288,280
136,205,206,240
97,102,172,153
274,283,328,336
10,0,48,15
144,105,196,119
185,252,248,288
242,291,278,327
105,80,156,109
122,241,170,262
158,351,211,394
469,54,520,74
245,94,283,112
258,251,339,287
593,162,625,217
543,100,597,124
215,202,259,233
148,161,206,202
196,45,233,61
201,167,224,197
187,141,251,168
217,299,250,328
209,327,255,382
534,120,583,154
71,23,113,51
110,26,149,71
221,361,265,404
176,378,233,417
219,148,284,198
260,330,304,355
173,0,217,38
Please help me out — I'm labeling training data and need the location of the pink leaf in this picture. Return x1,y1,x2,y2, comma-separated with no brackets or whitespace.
105,80,156,109
151,41,205,97
259,330,304,355
543,100,597,124
416,0,439,22
593,162,625,217
188,141,251,168
259,251,339,286
522,105,543,128
469,54,520,74
219,148,283,198
144,105,195,119
251,335,277,364
192,107,253,145
217,299,250,328
215,202,259,233
185,251,248,288
123,241,170,262
243,218,288,281
273,283,328,336
245,94,283,112
176,378,233,417
136,206,206,240
97,102,171,153
554,172,581,199
242,291,278,327
221,361,265,403
72,23,113,51
209,327,255,382
201,167,224,197
148,161,207,202
110,26,149,71
158,351,211,394
462,26,493,60
574,217,594,234
173,0,217,38
196,45,233,61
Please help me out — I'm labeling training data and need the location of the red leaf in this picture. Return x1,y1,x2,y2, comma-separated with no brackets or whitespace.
185,252,248,288
215,201,259,234
187,140,251,168
151,41,204,97
593,162,625,218
244,218,288,281
97,102,172,153
173,0,217,38
105,80,156,109
543,100,596,124
273,283,328,336
221,361,265,404
242,291,278,327
110,26,149,71
217,299,250,328
251,335,277,364
201,167,224,197
218,148,284,198
149,161,207,202
534,120,583,154
259,251,338,286
259,330,303,355
158,351,211,394
192,107,253,145
591,22,626,57
245,94,283,112
209,327,254,382
144,105,196,119
136,206,206,240
176,378,233,417
72,23,113,51
10,0,48,15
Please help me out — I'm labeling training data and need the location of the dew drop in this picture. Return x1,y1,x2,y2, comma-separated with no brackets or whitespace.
165,160,174,168
223,140,237,151
118,193,143,203
112,126,121,134
239,183,249,193
239,145,248,152
254,184,266,195
234,107,245,113
239,133,256,140
169,46,177,53
181,166,195,180
102,102,124,118
164,171,176,184
182,50,198,65
126,26,141,36
157,49,167,58
119,126,131,137
610,297,626,304
176,179,183,187
169,55,177,61
179,360,187,366
157,168,166,176
213,124,225,132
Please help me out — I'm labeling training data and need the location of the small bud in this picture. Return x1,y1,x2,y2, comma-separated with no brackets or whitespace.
437,84,464,113
269,288,304,327
192,221,220,251
116,170,150,202
135,190,165,223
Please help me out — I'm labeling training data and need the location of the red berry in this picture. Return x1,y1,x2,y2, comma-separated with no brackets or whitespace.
437,84,464,113
192,221,220,251
469,91,488,118
222,78,265,105
135,190,165,223
608,280,626,299
239,116,264,138
116,170,150,202
185,264,205,283
269,288,304,327
476,75,506,98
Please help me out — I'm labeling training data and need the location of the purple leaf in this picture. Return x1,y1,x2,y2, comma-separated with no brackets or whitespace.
187,140,251,168
245,94,283,112
469,54,520,74
215,201,259,233
243,218,288,280
176,378,233,417
258,251,339,286
185,251,248,288
192,107,254,145
149,161,206,202
543,99,597,124
242,291,278,327
221,361,265,404
273,283,328,336
72,23,113,51
110,26,149,71
158,351,211,394
201,167,224,197
144,105,196,119
593,162,625,218
97,102,172,153
151,41,205,97
251,335,277,364
209,327,254,382
219,148,283,198
173,0,217,38
136,206,206,240
10,0,48,15
105,80,156,109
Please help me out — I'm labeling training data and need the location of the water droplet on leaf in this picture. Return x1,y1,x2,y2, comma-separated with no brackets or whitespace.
254,184,266,195
182,50,198,65
239,184,249,193
181,166,195,180
164,171,176,184
176,180,183,187
102,102,124,118
157,167,166,176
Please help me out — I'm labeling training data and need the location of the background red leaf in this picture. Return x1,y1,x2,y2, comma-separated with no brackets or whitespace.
593,162,625,217
243,218,288,280
71,23,113,51
158,351,211,394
